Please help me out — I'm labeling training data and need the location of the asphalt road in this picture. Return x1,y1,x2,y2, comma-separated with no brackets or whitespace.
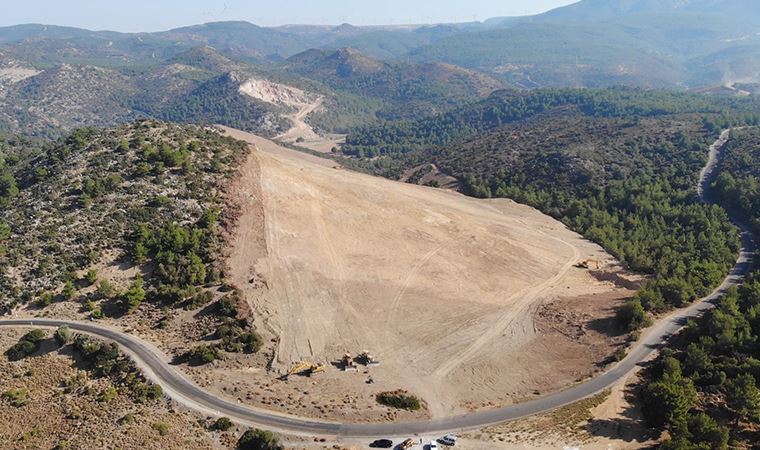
0,130,753,439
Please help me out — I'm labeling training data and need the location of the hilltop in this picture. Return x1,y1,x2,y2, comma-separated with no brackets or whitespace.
283,48,503,120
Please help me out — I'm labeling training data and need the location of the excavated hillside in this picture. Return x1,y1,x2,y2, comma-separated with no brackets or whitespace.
220,127,639,419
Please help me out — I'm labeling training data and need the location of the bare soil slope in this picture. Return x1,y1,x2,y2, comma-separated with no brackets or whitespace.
220,127,636,418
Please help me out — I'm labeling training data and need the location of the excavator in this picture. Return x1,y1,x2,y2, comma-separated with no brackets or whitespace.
284,361,325,379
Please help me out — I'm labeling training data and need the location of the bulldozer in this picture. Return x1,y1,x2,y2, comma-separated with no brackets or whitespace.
357,350,380,367
341,353,358,372
284,361,325,379
575,258,601,270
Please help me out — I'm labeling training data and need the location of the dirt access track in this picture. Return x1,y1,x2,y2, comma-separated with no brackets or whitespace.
220,127,635,419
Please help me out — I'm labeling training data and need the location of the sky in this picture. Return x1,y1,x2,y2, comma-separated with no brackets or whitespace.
0,0,578,32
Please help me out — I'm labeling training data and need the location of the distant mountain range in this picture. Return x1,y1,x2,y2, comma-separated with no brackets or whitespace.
0,0,757,86
0,0,758,136
411,0,760,88
0,42,501,136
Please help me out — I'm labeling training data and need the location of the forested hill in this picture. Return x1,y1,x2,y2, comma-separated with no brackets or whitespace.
281,48,503,121
712,127,760,234
342,88,756,158
638,126,760,448
0,121,249,311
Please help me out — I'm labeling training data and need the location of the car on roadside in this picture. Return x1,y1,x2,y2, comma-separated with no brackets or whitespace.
438,434,457,446
369,439,393,448
427,442,439,450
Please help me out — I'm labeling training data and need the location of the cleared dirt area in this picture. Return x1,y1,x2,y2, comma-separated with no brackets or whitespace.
219,126,639,419
238,77,329,146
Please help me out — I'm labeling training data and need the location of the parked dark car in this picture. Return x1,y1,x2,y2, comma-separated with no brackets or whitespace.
369,439,393,448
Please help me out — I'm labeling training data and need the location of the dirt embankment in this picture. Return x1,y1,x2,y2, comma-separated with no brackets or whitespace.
238,77,329,145
218,127,638,421
237,77,346,152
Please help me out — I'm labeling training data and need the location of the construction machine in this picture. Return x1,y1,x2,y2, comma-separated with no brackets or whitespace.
341,353,358,372
285,361,325,379
357,350,380,367
575,259,601,270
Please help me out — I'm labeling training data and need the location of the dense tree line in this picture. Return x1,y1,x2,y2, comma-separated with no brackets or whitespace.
132,210,219,304
637,125,760,448
480,165,739,328
641,274,760,447
711,128,760,235
343,88,760,158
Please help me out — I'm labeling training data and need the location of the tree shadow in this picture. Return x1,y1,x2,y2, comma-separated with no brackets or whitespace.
31,338,62,358
586,365,659,445
589,269,643,291
194,301,221,319
587,314,628,338
99,296,128,319
170,352,189,366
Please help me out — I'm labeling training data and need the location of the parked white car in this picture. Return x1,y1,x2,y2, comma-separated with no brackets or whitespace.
438,434,457,446
427,441,439,450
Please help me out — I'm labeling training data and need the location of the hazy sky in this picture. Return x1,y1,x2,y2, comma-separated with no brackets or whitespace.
0,0,578,32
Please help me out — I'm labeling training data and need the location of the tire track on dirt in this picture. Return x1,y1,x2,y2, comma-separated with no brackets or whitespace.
387,245,444,321
432,218,581,380
308,185,380,349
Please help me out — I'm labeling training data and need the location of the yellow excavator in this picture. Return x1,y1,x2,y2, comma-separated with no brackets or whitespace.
285,361,325,379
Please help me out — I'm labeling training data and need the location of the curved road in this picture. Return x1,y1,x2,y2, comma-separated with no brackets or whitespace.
0,130,753,439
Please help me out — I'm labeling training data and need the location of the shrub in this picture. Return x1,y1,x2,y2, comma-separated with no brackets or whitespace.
185,290,214,310
54,326,73,347
236,332,263,354
617,299,651,331
215,321,262,354
62,280,76,300
123,276,146,312
376,390,422,411
2,388,29,407
186,345,221,365
85,269,98,285
91,307,104,319
237,428,283,450
215,320,243,340
149,384,163,400
152,422,170,436
217,295,238,318
99,387,117,403
36,291,54,307
210,416,234,431
613,347,628,362
97,280,116,299
6,329,45,361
